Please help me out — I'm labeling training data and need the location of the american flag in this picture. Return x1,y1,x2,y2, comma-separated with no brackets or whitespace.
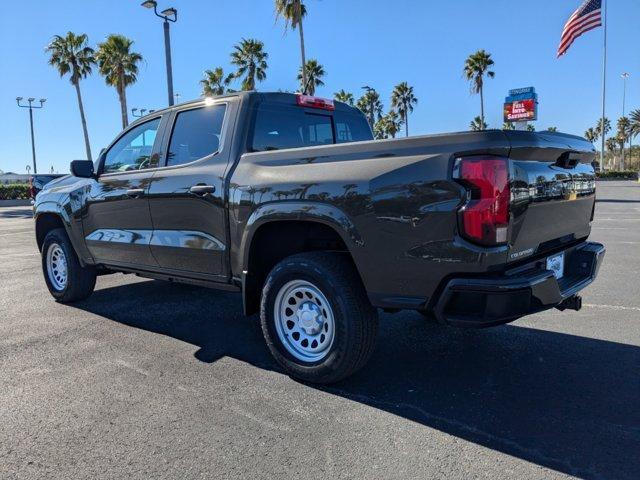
557,0,602,57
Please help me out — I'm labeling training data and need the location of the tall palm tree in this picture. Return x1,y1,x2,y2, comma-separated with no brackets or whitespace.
617,116,631,169
297,59,325,95
390,82,418,137
629,109,640,166
96,34,143,129
584,127,597,144
275,1,308,92
200,67,232,96
230,38,268,91
463,49,495,125
629,109,640,139
596,117,611,140
605,137,618,169
46,32,95,160
334,89,354,106
469,116,487,131
356,90,383,128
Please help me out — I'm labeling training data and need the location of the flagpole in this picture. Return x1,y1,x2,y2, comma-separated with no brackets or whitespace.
600,0,607,171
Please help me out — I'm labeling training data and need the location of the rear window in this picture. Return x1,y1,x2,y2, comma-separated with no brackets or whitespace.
251,103,372,152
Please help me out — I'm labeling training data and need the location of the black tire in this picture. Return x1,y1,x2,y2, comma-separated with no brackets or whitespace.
260,252,378,384
41,228,96,303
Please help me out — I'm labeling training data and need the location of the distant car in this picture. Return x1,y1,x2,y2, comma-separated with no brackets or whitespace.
30,174,66,200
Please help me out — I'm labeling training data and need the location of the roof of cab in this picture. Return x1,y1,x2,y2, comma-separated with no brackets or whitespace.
129,91,357,127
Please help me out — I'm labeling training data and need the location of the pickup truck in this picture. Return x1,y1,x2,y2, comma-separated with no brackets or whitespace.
34,92,605,383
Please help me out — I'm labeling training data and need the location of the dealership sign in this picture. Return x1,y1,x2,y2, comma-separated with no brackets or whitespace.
504,87,538,122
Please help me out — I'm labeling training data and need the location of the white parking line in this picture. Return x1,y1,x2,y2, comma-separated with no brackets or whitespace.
584,304,640,312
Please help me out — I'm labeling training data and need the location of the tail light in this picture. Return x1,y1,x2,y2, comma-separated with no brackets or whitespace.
29,176,35,199
296,94,335,111
454,156,510,246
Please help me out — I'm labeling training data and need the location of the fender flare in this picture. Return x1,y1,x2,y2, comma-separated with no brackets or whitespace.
238,201,365,273
34,199,91,265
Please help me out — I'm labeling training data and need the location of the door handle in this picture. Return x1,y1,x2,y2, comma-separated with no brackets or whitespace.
126,188,145,198
189,185,216,196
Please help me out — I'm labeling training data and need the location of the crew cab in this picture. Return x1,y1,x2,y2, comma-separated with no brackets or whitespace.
34,92,605,383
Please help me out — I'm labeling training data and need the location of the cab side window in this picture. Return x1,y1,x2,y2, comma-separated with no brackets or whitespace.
103,118,161,174
166,105,226,166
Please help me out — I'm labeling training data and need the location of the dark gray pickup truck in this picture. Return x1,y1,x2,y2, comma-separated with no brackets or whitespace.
34,92,605,383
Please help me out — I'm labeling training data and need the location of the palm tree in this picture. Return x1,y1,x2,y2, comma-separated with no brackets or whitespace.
374,111,401,139
629,109,640,140
391,82,418,137
297,59,325,95
356,89,383,128
45,32,95,160
230,38,268,91
200,67,232,96
547,126,558,132
526,124,536,132
275,0,307,91
584,127,597,144
502,122,515,130
464,50,495,126
605,137,618,169
334,89,354,106
96,34,143,129
596,117,611,139
617,116,631,169
629,109,640,166
469,116,487,131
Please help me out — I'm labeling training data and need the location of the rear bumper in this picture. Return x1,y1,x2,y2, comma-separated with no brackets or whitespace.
433,241,605,327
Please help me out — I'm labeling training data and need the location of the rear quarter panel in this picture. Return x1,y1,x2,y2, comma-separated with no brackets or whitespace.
230,131,512,308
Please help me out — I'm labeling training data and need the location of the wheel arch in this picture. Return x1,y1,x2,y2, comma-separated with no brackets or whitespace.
35,208,69,252
239,202,367,316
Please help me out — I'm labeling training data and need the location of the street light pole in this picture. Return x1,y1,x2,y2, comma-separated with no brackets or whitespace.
621,72,629,118
163,18,174,106
621,73,630,170
16,97,46,174
141,1,178,106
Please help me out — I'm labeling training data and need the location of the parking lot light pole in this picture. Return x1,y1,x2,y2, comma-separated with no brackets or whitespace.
141,1,178,106
16,97,46,175
621,73,630,170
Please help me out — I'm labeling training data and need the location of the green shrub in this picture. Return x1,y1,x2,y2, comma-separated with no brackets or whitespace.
596,171,639,180
0,183,31,200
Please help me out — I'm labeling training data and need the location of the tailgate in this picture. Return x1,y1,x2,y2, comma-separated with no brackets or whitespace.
505,131,596,262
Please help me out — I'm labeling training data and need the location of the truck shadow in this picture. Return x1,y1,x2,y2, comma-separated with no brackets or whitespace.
75,278,639,480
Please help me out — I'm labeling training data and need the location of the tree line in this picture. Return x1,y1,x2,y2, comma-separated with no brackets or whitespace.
584,115,640,170
49,0,628,161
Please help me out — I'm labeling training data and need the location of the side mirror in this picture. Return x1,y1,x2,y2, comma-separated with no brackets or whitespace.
70,160,95,178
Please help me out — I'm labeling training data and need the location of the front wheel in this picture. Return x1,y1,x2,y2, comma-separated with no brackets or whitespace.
260,252,378,384
41,228,96,302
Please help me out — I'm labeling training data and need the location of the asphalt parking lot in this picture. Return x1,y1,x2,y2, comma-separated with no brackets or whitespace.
1,181,638,479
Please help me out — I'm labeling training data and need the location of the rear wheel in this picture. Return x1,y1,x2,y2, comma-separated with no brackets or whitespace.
260,252,378,384
41,228,96,302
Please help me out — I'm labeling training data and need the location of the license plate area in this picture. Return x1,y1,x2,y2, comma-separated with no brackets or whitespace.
546,252,565,279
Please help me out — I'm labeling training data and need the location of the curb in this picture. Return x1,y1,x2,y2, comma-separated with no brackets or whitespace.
0,199,33,207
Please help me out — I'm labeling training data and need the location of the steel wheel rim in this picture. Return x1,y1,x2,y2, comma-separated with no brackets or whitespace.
274,280,335,362
46,243,68,291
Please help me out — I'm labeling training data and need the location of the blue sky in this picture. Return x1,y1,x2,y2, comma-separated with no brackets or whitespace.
1,0,638,174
